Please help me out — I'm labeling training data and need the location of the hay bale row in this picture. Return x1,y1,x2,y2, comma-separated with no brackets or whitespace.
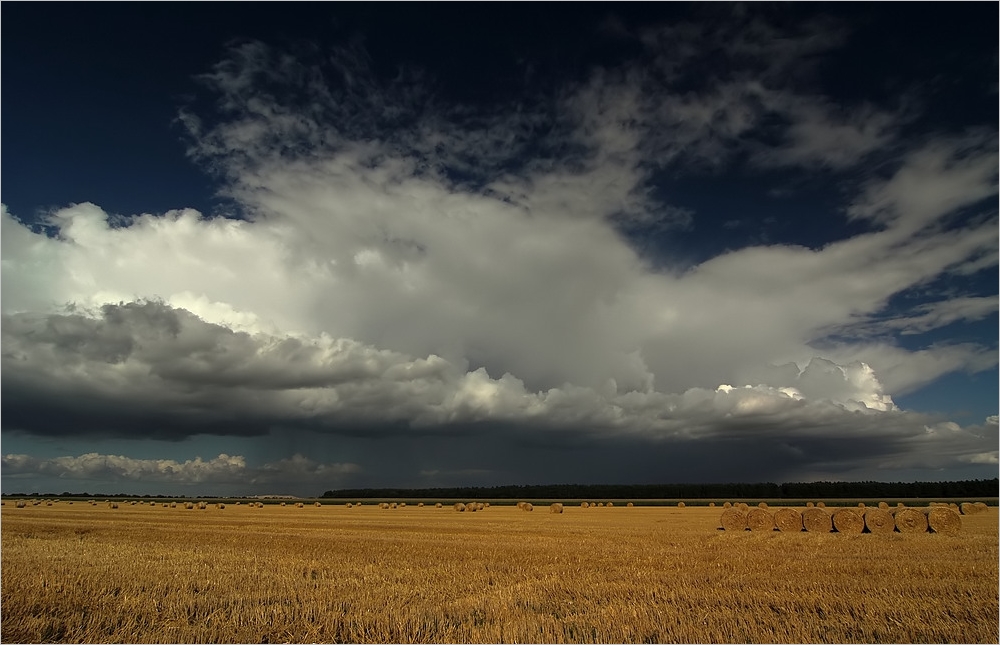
960,502,989,515
719,505,962,535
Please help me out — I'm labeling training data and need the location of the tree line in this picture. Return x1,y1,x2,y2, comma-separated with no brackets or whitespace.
321,478,998,500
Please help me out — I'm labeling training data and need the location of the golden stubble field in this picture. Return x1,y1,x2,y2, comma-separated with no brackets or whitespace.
2,501,997,643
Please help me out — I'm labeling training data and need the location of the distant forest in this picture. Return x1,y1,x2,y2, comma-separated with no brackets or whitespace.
4,478,995,500
321,479,999,501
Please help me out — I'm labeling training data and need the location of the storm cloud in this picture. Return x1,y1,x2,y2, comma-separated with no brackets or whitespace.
2,6,996,491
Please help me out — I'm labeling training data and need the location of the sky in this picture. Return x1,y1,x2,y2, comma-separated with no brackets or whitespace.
2,4,997,497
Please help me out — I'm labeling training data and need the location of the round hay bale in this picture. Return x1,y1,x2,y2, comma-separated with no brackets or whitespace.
677,501,685,508
720,507,748,531
864,508,894,534
581,502,589,508
280,502,287,507
550,503,564,514
960,502,977,515
737,502,749,509
833,508,864,534
216,503,225,510
484,503,490,508
857,502,866,509
345,503,352,508
948,502,959,511
893,507,928,533
897,502,905,508
723,501,732,509
925,506,961,536
774,507,803,532
802,507,832,532
454,502,466,512
417,502,424,507
15,500,26,508
435,502,442,508
708,502,715,508
747,508,775,532
389,502,398,509
626,502,634,508
399,502,406,508
816,501,826,508
315,502,322,507
523,503,534,512
296,502,304,508
806,501,814,508
466,503,477,512
607,502,614,507
974,502,988,512
878,501,889,510
598,502,605,507
170,502,177,508
757,502,768,509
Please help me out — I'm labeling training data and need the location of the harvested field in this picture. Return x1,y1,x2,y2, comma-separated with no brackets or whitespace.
1,503,996,643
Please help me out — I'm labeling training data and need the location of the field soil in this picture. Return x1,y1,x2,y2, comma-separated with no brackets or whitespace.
2,501,997,643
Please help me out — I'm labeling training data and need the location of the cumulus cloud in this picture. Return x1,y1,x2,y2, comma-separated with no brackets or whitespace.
2,9,996,485
1,452,359,486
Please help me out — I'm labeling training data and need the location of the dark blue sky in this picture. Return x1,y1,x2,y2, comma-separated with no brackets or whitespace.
2,4,996,495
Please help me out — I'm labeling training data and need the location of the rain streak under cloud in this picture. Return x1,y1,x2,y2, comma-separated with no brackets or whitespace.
2,4,997,495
